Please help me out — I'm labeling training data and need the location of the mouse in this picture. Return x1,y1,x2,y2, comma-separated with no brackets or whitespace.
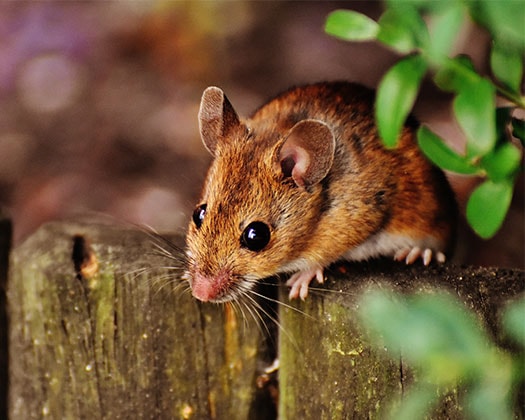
184,82,456,302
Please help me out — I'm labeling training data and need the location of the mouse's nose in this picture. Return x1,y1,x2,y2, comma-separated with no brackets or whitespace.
190,269,231,302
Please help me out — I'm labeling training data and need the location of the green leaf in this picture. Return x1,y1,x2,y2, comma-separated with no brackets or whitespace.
359,290,490,383
377,5,429,53
502,297,525,347
427,4,465,61
406,294,490,378
453,78,496,157
417,126,479,174
466,179,513,238
468,0,525,51
358,290,406,353
359,287,519,420
376,54,427,147
325,10,379,41
386,383,438,420
467,376,514,420
434,55,478,92
512,118,525,145
490,40,524,93
386,0,457,13
482,143,522,181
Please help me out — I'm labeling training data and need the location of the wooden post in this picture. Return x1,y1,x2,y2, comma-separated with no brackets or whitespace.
0,210,11,420
7,221,524,418
278,262,524,419
8,222,272,419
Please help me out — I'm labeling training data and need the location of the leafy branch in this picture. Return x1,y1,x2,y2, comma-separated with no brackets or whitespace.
358,289,524,420
325,0,524,238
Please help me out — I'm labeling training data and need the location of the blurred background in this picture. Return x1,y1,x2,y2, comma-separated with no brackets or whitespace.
0,1,522,267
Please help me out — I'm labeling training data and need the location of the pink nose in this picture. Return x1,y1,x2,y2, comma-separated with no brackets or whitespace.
191,269,230,302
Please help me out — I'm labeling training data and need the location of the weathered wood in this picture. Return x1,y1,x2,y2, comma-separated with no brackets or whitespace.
8,222,270,419
278,261,524,419
8,221,524,419
0,210,11,420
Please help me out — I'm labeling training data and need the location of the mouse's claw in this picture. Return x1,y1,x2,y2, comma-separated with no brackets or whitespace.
286,266,324,300
394,247,446,266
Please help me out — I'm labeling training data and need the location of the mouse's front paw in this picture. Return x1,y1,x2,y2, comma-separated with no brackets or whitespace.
394,247,446,266
286,266,325,300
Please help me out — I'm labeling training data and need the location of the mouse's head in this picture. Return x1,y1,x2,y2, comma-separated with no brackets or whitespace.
185,87,335,302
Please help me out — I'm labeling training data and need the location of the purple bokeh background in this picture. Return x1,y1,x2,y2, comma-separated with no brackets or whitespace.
0,2,522,268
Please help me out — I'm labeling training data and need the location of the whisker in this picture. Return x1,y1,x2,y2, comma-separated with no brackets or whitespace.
237,298,269,339
127,261,188,299
247,289,315,321
306,286,358,298
227,301,249,334
122,224,191,300
242,291,301,352
256,278,361,299
240,294,278,345
148,244,183,263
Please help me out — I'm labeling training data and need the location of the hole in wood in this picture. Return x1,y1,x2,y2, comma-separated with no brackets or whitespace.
71,234,98,279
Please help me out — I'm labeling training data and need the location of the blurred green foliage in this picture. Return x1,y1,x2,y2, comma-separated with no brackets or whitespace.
358,289,524,419
325,0,524,239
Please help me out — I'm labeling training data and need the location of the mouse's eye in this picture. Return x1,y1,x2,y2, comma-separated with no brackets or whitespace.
192,204,207,229
241,221,270,252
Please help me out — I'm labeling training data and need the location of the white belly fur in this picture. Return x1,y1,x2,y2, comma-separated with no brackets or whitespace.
343,231,442,261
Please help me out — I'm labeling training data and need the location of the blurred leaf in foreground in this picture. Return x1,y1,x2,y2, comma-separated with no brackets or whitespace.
358,289,519,420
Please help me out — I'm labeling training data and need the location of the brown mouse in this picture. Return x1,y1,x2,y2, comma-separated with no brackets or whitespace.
185,82,456,302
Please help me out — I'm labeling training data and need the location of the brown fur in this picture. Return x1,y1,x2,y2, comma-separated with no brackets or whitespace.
186,82,457,302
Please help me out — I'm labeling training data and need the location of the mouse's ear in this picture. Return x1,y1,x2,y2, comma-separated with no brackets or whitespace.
199,87,241,156
279,119,335,188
